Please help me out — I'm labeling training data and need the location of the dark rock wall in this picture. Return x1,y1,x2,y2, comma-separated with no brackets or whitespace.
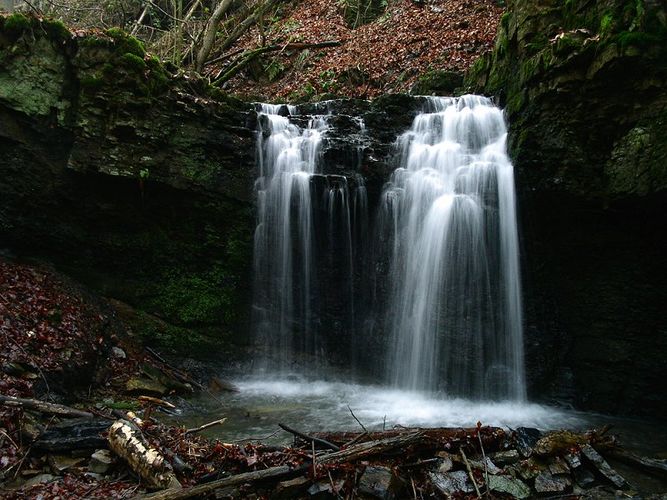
466,0,667,415
0,16,258,359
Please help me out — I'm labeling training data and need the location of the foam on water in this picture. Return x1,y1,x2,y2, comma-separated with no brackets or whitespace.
231,378,584,431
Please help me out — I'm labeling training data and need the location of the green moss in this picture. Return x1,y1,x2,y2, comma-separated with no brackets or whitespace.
411,69,463,95
43,19,70,41
121,52,146,73
80,75,104,90
105,27,146,57
4,12,30,38
79,36,111,49
500,11,511,31
600,13,614,36
121,52,147,72
615,30,663,49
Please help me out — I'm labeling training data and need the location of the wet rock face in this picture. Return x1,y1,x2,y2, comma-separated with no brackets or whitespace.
467,0,667,416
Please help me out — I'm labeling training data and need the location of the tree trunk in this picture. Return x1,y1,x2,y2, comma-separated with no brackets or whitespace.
195,0,235,72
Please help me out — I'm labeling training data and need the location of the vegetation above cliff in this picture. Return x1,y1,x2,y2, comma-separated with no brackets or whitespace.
1,0,503,100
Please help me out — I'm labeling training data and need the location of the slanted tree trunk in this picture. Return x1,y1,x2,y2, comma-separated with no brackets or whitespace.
195,0,236,72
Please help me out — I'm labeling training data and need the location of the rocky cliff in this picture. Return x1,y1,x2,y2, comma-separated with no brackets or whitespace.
0,15,260,358
2,7,666,416
466,0,667,414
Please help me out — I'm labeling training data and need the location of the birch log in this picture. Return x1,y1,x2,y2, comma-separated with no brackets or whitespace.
108,419,181,490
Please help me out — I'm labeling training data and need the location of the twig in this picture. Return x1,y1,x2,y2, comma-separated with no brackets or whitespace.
0,395,92,419
139,396,176,410
0,430,19,451
278,423,340,451
185,418,227,435
411,477,418,500
232,429,280,443
130,1,150,36
211,40,341,86
311,439,316,478
343,431,368,447
477,430,489,496
347,404,367,433
460,448,482,499
3,331,51,399
138,464,306,500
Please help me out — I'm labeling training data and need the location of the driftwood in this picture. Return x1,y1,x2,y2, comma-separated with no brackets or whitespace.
278,424,340,451
139,396,176,409
318,431,423,464
606,449,667,479
108,419,181,490
315,426,505,451
185,417,227,435
138,464,303,500
0,395,93,419
278,423,340,451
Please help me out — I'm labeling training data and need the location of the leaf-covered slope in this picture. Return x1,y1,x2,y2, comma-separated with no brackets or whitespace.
212,0,503,100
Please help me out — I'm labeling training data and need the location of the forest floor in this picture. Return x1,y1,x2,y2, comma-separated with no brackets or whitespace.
207,0,502,100
1,257,666,498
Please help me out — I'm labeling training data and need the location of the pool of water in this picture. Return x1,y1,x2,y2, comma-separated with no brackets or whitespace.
160,375,666,457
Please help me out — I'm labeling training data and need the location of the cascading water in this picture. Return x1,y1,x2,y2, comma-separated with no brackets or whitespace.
253,104,325,372
253,104,366,373
380,95,526,400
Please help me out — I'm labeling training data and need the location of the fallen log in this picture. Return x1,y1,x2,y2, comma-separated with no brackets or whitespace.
0,395,93,419
138,464,305,500
605,449,667,479
279,423,340,451
318,431,423,464
108,419,181,490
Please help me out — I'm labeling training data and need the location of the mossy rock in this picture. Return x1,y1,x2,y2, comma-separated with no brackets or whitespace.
411,70,464,96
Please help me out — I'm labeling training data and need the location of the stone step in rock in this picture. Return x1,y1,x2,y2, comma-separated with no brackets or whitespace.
535,470,572,494
429,470,473,496
358,466,401,500
487,474,531,499
490,449,520,466
581,444,627,489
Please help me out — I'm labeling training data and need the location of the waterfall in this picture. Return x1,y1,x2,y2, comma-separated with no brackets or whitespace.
252,96,524,401
253,104,325,372
253,104,366,373
380,95,525,400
